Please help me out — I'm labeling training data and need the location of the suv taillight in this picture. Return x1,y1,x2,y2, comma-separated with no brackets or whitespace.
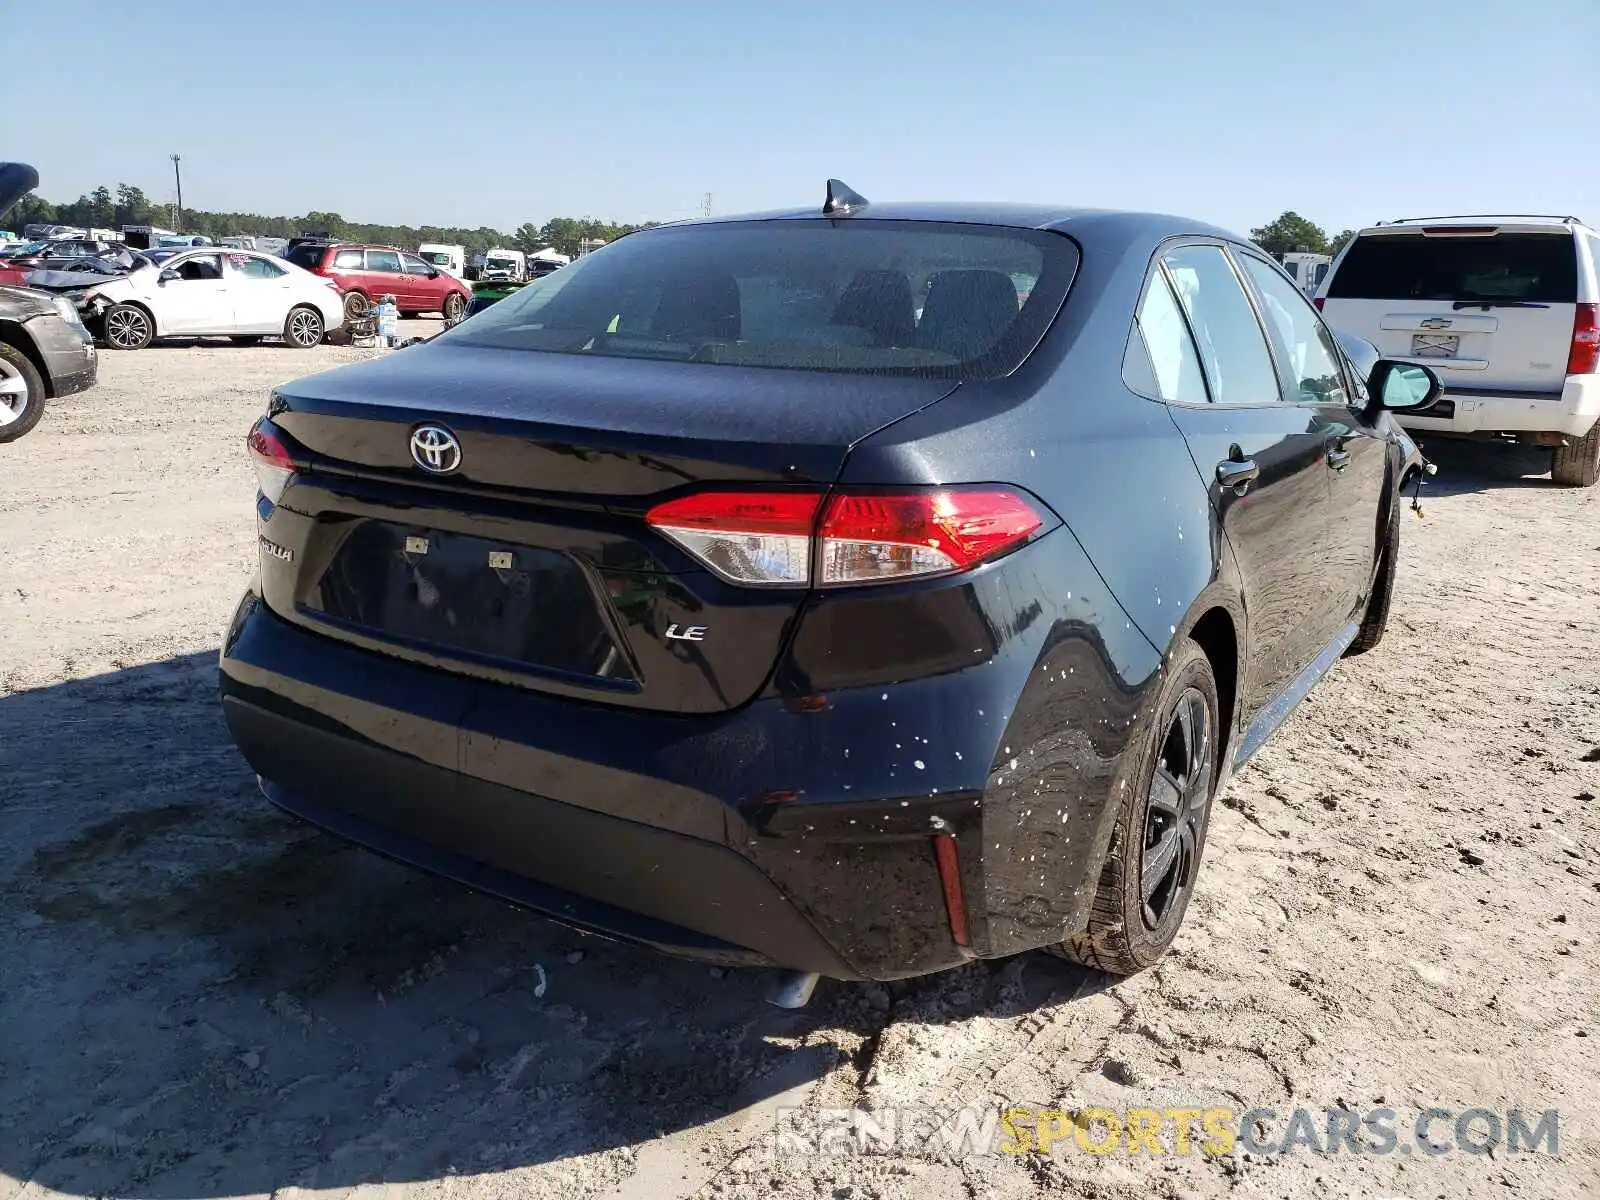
1312,297,1325,310
247,417,295,504
645,487,1049,587
1568,303,1599,375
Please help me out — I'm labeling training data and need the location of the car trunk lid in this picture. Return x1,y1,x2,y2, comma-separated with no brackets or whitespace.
257,342,958,713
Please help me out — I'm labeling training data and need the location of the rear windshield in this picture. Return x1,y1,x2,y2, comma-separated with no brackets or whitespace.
442,219,1078,377
284,243,326,271
1329,233,1577,303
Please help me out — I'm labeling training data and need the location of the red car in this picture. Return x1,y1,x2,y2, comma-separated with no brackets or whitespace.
284,242,469,323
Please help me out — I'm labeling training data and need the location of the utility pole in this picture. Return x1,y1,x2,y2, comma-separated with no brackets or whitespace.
170,154,183,230
702,193,712,218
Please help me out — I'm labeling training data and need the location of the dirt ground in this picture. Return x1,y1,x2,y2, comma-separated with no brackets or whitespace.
2,329,1596,1200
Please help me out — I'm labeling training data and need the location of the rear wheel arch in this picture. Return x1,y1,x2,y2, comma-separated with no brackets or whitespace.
0,321,51,397
1187,607,1239,771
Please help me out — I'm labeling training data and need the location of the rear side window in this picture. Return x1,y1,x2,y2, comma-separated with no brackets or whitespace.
1125,269,1207,404
1329,233,1577,302
443,219,1079,378
332,248,364,269
1162,245,1281,405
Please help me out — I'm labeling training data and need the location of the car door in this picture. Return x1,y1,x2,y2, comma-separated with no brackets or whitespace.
326,246,366,296
363,248,406,306
226,253,295,333
157,252,229,334
400,252,438,310
1234,249,1387,629
1146,242,1339,719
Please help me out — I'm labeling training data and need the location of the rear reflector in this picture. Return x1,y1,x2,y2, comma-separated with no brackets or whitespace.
932,833,971,947
247,418,296,505
1568,303,1599,376
645,487,1047,588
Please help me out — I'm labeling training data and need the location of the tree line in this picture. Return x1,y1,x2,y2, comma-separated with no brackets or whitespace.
7,182,658,259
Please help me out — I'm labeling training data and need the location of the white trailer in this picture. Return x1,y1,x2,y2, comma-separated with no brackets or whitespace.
1280,252,1332,297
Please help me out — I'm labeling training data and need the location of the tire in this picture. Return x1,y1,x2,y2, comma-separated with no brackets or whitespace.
283,306,325,349
443,292,465,325
1551,422,1600,487
0,341,46,443
343,291,370,321
1344,494,1400,656
229,336,264,346
1048,640,1220,975
103,303,154,350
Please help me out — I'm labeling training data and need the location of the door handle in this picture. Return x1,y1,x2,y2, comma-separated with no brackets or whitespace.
1216,456,1260,494
1326,447,1352,472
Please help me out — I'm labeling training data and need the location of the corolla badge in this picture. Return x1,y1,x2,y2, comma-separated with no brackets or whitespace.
410,425,462,474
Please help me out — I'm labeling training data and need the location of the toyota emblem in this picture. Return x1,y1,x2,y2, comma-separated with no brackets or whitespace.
410,425,462,474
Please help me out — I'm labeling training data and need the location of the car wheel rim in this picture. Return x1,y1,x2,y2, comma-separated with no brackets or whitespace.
1140,687,1210,930
289,312,320,346
345,295,367,317
446,295,463,321
0,358,29,426
107,310,148,348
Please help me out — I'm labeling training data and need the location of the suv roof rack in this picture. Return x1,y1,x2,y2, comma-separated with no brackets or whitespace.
1376,213,1583,226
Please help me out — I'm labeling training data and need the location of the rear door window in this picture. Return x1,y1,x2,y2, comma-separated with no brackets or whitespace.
231,255,287,280
1328,233,1577,302
366,249,403,274
444,219,1079,378
1161,245,1281,405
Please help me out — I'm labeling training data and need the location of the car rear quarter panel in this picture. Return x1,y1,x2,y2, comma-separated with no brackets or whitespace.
834,223,1254,923
840,223,1240,689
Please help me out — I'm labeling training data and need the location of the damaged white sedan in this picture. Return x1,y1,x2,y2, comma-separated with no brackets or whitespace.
81,248,346,350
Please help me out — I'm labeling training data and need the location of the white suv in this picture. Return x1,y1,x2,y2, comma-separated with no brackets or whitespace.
1316,214,1600,485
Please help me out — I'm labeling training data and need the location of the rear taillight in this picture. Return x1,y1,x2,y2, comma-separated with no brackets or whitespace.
645,487,1048,587
819,490,1044,584
644,491,819,585
247,418,295,505
1312,297,1325,310
1568,303,1599,375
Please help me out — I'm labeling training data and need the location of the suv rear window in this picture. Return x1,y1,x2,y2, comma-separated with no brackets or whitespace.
443,219,1078,378
1329,233,1577,303
284,243,327,271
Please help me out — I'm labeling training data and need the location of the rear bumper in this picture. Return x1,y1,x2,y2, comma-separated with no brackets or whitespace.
1398,374,1600,437
218,552,1155,981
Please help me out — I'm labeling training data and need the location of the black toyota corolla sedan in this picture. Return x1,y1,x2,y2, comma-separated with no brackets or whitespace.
220,182,1439,983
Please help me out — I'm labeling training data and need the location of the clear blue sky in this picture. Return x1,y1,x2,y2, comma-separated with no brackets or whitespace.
14,0,1598,236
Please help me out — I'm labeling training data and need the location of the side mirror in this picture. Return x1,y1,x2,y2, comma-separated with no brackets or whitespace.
159,268,180,284
1368,360,1440,413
